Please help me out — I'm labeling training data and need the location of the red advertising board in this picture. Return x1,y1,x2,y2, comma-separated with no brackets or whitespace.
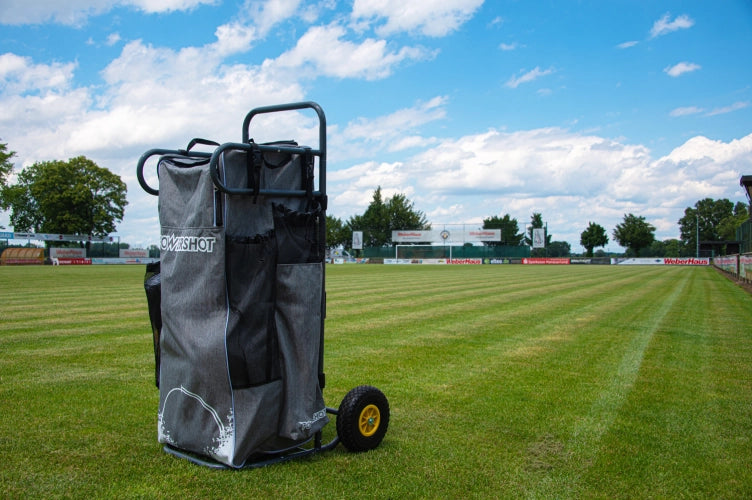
56,258,92,265
521,258,570,265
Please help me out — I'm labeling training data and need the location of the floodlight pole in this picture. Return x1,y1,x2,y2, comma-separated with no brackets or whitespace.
696,214,699,258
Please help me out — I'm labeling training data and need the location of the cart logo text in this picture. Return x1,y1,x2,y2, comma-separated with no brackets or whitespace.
161,234,216,253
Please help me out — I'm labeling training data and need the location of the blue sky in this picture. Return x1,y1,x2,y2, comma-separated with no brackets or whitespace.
1,0,751,252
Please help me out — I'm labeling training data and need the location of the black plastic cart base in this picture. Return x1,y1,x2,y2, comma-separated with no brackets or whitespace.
163,407,341,470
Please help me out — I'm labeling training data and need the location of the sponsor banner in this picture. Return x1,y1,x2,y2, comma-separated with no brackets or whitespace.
613,257,710,266
120,248,148,258
570,257,611,265
56,258,92,265
741,254,752,280
392,231,433,243
392,229,500,243
522,258,570,265
612,258,664,265
486,258,512,264
464,230,501,242
384,258,452,265
10,232,113,242
663,258,709,266
532,228,545,249
713,255,738,274
352,231,363,250
91,258,159,265
448,258,482,265
50,248,86,259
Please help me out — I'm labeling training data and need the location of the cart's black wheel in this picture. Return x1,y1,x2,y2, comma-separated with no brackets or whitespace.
336,385,389,452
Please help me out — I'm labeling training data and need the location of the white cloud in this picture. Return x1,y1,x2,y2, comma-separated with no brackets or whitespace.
328,127,752,248
499,42,519,51
664,61,701,77
0,0,217,25
241,0,302,37
106,32,122,46
269,23,435,80
505,66,554,88
331,96,446,161
705,101,749,117
670,106,704,117
351,0,484,37
0,53,77,93
617,40,638,49
650,13,694,38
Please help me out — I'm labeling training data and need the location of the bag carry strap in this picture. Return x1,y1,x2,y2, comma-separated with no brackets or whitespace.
246,141,263,203
181,138,220,154
303,147,314,209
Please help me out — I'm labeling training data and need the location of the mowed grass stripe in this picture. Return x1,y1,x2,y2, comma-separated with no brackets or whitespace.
324,266,710,497
576,268,752,498
2,264,751,498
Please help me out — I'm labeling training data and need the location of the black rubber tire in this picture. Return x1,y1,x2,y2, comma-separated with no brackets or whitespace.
336,385,389,452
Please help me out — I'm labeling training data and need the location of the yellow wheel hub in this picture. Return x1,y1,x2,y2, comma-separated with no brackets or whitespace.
358,404,381,437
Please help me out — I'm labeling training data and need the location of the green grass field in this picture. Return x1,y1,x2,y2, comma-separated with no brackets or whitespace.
1,264,751,498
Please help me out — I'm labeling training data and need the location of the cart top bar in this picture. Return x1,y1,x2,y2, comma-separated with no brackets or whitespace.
137,101,326,198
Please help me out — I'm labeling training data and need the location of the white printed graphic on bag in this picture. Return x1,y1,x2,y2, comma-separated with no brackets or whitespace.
158,386,233,462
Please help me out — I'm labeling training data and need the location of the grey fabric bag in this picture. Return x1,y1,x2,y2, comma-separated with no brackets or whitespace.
156,145,327,468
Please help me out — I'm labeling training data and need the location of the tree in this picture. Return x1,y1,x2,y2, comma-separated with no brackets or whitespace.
648,239,681,257
580,222,609,257
482,214,523,246
718,201,749,241
0,140,15,193
547,241,571,257
326,214,350,250
346,187,429,247
4,156,127,239
677,198,748,254
613,213,655,256
0,141,16,228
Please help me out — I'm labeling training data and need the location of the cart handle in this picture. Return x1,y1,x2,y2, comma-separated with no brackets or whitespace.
210,101,327,197
209,142,325,197
136,139,218,196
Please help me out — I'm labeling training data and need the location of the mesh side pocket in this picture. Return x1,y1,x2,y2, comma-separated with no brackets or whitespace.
225,233,281,389
275,262,328,441
273,204,322,264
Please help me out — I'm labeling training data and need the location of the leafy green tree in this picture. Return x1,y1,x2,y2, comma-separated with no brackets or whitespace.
648,238,682,257
0,140,14,192
0,141,17,228
547,240,571,257
677,198,748,254
4,156,127,239
580,222,609,257
613,213,655,256
482,214,523,245
346,187,429,247
718,202,749,241
385,193,428,234
326,214,350,250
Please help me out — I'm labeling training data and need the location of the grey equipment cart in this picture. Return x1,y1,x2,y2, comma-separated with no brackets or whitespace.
137,102,389,468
